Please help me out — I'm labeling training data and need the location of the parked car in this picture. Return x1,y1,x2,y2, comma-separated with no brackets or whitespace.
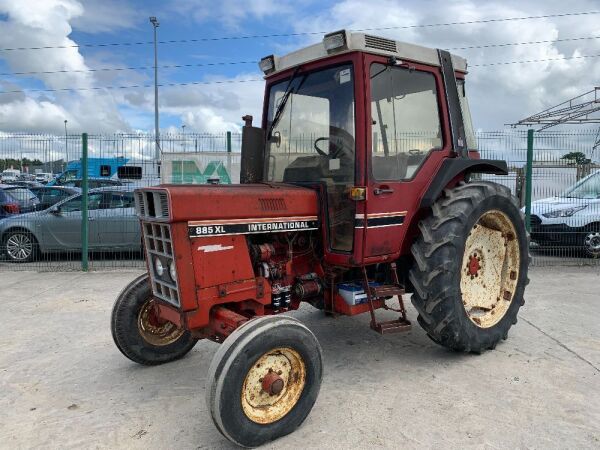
0,189,20,218
0,187,141,262
17,173,36,182
59,178,123,189
0,185,40,213
35,172,54,183
28,186,80,210
529,170,600,257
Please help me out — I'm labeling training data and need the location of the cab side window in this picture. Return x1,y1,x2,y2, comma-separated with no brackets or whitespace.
370,63,442,181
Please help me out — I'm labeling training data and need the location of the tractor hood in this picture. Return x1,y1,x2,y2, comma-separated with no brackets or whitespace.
136,183,319,223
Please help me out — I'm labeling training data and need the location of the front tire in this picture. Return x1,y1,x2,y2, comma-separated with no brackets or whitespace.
111,274,197,365
409,181,529,353
206,315,323,448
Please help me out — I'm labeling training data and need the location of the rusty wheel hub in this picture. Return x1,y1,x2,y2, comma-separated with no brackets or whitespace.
241,347,306,424
467,253,481,277
137,300,185,346
261,370,285,396
460,210,521,329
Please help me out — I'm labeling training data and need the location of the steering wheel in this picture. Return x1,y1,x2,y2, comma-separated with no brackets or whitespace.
314,137,329,156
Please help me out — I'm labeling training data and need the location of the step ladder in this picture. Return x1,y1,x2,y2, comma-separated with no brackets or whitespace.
362,262,412,334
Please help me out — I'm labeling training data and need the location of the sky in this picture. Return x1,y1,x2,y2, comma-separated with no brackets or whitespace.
0,0,599,136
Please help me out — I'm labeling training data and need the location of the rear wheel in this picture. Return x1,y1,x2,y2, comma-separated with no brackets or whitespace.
4,230,37,263
111,274,197,365
206,315,323,448
409,181,529,353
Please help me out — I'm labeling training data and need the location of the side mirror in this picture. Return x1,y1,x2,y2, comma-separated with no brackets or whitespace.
50,206,62,215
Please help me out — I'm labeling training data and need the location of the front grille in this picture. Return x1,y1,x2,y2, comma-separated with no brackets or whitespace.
135,189,170,220
143,221,180,307
365,34,397,53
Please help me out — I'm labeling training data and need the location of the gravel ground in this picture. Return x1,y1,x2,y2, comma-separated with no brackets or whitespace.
0,267,599,449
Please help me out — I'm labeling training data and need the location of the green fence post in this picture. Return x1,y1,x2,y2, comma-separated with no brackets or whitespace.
524,129,534,233
226,131,232,153
81,133,89,271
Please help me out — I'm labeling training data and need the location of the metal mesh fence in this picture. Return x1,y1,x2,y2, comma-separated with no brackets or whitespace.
0,130,598,271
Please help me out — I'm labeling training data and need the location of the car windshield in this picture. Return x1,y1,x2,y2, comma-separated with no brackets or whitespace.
265,64,355,183
562,172,600,199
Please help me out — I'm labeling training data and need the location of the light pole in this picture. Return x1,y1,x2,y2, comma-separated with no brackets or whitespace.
149,16,160,161
181,124,186,151
64,119,68,171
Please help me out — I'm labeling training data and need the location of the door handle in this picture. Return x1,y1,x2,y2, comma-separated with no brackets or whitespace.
374,187,394,195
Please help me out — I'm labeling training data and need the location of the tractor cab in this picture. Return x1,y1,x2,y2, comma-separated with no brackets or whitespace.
242,30,478,266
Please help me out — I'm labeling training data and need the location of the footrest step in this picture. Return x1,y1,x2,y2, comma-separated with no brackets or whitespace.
371,319,412,335
369,284,405,298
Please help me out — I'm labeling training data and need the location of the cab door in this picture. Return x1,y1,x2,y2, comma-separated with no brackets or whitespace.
363,58,447,261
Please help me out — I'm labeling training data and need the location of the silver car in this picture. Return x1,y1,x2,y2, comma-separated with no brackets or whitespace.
0,187,141,262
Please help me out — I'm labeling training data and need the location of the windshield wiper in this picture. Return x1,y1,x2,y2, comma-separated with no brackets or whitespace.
267,67,305,140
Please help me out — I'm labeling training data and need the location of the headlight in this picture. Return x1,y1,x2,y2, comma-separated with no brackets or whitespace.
154,257,165,277
542,205,587,218
169,260,177,282
323,30,348,53
259,55,275,75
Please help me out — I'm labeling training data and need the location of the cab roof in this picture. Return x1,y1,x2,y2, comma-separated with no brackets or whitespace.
263,30,467,77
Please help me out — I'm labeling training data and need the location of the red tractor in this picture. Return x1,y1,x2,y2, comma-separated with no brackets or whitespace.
111,30,528,447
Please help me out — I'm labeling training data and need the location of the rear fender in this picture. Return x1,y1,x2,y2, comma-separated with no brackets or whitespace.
419,159,508,209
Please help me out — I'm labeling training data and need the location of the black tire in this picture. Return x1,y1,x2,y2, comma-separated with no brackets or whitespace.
111,274,197,365
582,225,600,258
3,229,38,263
206,315,323,448
409,181,529,353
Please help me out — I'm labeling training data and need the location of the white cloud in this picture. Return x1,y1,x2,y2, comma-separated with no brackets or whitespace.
0,0,129,134
121,74,265,133
71,0,138,33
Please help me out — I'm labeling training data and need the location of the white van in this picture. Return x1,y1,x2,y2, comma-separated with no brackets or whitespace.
1,169,20,183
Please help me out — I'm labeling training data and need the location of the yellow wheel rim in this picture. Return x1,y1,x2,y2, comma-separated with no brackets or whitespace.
241,347,306,424
137,300,184,346
460,210,521,329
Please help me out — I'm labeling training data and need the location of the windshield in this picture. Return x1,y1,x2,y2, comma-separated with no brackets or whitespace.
265,64,355,183
265,64,356,252
562,171,600,199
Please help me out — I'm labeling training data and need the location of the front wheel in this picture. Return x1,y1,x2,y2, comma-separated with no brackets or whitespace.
111,274,197,365
583,228,600,258
409,181,529,353
206,315,323,448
